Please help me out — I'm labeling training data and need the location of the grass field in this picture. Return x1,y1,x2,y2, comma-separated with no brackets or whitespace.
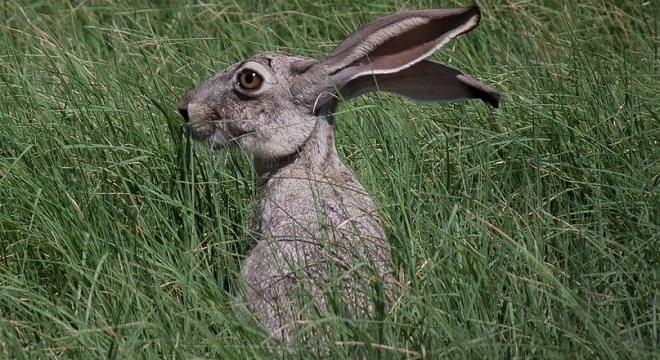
1,0,658,358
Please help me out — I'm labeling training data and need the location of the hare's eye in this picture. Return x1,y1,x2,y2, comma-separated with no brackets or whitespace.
238,69,263,90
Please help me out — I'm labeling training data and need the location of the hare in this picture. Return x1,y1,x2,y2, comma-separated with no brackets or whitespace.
178,5,499,342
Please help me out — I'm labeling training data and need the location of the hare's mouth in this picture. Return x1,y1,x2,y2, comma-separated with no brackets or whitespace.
185,121,216,141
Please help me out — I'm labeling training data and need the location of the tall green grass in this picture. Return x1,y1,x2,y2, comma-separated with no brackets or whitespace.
1,0,657,358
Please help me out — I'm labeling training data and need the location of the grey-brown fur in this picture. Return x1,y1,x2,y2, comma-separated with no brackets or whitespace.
178,5,499,342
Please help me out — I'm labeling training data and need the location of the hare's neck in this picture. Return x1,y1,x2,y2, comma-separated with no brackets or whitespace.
254,117,339,178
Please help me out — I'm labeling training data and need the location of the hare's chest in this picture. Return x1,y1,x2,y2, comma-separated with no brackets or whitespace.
254,174,382,241
255,177,327,239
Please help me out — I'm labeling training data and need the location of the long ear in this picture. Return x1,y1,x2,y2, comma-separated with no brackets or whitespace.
314,5,499,108
325,5,481,82
341,60,500,108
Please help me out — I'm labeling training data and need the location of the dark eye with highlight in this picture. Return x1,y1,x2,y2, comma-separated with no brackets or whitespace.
238,68,263,90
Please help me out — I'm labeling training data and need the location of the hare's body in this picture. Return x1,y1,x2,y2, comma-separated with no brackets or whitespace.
244,119,392,340
178,5,498,342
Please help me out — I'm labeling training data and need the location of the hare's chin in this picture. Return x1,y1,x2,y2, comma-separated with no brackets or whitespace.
185,121,215,141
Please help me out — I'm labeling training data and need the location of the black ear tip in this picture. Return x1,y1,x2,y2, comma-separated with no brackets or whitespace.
467,3,482,18
460,4,482,29
472,86,500,109
455,73,500,108
486,92,500,108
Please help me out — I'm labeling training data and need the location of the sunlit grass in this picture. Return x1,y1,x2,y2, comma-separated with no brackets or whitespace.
1,1,657,358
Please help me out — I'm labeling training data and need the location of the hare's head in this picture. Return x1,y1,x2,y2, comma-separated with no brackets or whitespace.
178,5,499,159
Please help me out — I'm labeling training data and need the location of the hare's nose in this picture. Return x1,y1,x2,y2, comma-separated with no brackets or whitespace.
178,90,194,122
178,105,189,122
